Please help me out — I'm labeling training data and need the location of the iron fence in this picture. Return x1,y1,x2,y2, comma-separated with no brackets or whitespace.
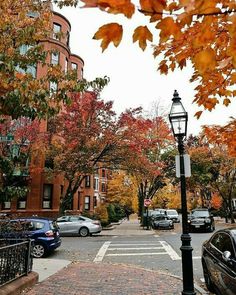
0,239,33,286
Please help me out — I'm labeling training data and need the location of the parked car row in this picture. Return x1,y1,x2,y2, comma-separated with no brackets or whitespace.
0,214,102,258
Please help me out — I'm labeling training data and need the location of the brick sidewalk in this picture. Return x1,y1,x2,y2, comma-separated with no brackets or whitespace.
21,261,203,295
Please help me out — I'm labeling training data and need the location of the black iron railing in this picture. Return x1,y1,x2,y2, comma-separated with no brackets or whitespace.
0,239,33,286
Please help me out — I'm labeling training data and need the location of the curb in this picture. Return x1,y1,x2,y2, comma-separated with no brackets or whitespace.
0,271,38,295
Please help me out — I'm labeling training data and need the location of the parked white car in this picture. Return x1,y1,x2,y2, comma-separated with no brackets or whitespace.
56,215,102,237
165,209,180,223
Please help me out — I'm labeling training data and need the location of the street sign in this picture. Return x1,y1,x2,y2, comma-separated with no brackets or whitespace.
144,199,151,207
175,154,191,177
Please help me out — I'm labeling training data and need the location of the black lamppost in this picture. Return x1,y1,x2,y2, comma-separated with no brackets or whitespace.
169,90,196,295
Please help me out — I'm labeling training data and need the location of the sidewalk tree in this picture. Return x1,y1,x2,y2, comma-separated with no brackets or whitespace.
203,126,236,223
106,171,138,214
121,114,173,220
46,91,148,214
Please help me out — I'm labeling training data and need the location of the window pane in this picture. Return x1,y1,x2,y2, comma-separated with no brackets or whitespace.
43,184,53,209
50,81,58,94
51,52,59,65
53,23,61,40
71,63,77,70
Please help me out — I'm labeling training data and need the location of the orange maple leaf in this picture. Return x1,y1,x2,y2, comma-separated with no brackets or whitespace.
81,0,98,7
194,111,202,119
101,0,135,18
133,26,153,51
193,48,216,74
156,17,181,42
93,23,123,51
140,0,167,13
223,98,231,106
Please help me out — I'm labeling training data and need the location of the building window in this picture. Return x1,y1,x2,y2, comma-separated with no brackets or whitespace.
53,23,61,40
102,169,106,178
93,178,99,191
2,201,11,210
71,63,77,71
101,183,106,192
16,45,37,78
85,175,90,187
66,31,70,46
17,194,27,209
93,196,97,208
49,81,58,94
84,196,90,210
44,157,54,169
51,51,59,65
65,57,68,73
42,184,53,209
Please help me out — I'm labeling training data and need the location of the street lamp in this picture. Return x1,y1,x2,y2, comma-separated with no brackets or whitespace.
169,90,196,295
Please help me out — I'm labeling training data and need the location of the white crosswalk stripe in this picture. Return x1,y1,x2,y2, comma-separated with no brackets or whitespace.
94,240,181,262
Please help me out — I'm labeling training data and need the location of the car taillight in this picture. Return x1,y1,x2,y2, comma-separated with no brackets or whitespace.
45,230,54,237
93,221,100,225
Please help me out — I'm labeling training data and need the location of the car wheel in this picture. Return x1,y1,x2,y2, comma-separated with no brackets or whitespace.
202,261,215,293
79,227,89,237
32,243,46,258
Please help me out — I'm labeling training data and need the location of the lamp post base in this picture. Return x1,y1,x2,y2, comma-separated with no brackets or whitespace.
181,233,196,295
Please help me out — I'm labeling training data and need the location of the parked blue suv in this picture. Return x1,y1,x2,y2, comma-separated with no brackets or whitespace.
0,217,61,258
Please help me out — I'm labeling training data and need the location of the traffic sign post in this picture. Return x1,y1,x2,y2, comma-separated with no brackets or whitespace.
144,198,152,230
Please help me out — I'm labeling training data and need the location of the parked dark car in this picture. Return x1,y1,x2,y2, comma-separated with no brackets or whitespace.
201,227,236,294
151,214,174,230
0,217,61,258
187,208,215,232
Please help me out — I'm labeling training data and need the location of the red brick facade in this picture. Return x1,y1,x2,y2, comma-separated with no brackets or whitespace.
0,11,108,218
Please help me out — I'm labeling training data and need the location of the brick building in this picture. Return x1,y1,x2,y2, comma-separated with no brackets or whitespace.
1,10,108,218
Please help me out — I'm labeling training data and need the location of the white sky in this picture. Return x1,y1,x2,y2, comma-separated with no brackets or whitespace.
54,4,236,136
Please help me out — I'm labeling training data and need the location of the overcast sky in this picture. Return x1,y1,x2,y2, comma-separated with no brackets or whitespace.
54,4,236,136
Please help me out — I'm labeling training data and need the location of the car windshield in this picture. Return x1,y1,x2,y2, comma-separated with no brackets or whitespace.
167,210,177,215
191,210,210,217
155,216,167,220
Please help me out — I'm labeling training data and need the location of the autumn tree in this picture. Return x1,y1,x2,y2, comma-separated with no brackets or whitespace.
120,114,173,221
202,126,236,223
106,171,138,214
0,0,108,119
46,92,146,214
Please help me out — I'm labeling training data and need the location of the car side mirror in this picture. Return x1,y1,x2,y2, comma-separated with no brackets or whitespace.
222,250,231,262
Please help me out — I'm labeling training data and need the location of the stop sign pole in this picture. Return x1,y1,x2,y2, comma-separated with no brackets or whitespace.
144,199,151,230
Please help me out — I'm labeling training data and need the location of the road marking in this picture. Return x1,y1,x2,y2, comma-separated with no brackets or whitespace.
159,241,181,260
193,256,201,259
93,241,111,262
107,252,168,257
110,243,160,246
108,247,164,250
94,240,183,261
